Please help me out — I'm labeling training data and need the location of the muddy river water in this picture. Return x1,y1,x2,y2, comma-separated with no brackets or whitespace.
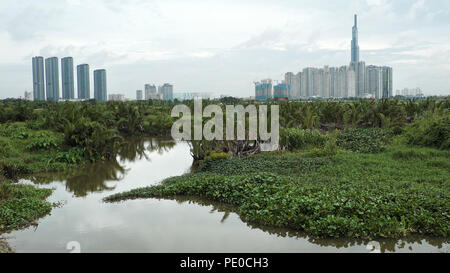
5,138,449,253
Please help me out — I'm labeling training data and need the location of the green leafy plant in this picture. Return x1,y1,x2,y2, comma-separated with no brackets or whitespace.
336,128,389,153
280,128,328,151
403,113,450,150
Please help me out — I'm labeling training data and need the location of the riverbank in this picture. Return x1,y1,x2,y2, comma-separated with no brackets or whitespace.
105,144,450,240
0,122,84,250
0,238,13,253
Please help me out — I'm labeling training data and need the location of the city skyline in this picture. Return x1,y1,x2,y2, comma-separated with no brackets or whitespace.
1,0,450,98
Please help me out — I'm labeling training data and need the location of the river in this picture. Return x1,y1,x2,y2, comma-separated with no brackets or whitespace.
5,138,449,253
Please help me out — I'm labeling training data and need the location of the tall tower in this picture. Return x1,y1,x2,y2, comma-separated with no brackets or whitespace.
61,57,74,100
77,64,90,99
94,69,107,102
32,56,45,101
45,57,60,101
351,14,359,63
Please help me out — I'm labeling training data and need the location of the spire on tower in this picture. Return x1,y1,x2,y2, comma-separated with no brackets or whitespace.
351,14,360,63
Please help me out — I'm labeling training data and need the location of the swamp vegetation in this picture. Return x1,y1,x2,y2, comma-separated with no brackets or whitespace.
0,98,449,250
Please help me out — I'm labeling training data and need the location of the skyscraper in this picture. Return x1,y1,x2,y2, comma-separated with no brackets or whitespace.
145,84,157,99
61,57,74,100
136,90,143,100
94,69,107,102
160,83,173,101
255,80,272,101
32,56,45,101
279,14,393,100
351,14,359,63
77,64,90,99
45,57,60,101
366,65,383,99
381,66,393,98
285,72,301,99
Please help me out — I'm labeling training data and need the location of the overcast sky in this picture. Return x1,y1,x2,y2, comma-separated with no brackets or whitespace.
1,0,450,99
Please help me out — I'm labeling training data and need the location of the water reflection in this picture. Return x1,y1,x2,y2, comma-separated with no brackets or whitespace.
10,137,448,253
118,137,176,162
163,196,450,253
29,137,177,197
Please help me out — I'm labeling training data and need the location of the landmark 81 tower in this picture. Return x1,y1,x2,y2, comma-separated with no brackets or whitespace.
351,14,359,63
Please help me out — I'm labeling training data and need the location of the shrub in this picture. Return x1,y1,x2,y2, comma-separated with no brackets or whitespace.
50,147,87,164
0,183,52,233
403,113,450,150
305,138,340,157
280,128,327,151
26,138,59,151
336,128,389,153
0,159,32,179
0,138,13,157
64,120,121,161
204,152,231,162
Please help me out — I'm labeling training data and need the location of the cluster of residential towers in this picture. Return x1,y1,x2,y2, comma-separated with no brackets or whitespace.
136,83,174,101
32,56,107,102
255,15,393,101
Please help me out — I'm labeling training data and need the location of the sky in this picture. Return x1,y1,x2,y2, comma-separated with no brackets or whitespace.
1,0,450,99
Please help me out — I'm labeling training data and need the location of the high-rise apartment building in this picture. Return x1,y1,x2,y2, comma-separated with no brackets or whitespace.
94,69,107,102
136,90,143,100
366,65,383,99
32,56,45,101
381,66,393,98
285,72,301,100
144,84,157,100
45,57,60,101
350,61,366,97
77,64,90,99
24,91,33,101
273,82,289,101
61,57,75,100
160,83,173,101
255,80,273,101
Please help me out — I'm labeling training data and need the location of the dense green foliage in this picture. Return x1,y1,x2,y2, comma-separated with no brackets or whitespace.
403,113,450,150
280,128,327,151
336,128,390,153
1,97,449,241
0,182,52,233
106,147,450,239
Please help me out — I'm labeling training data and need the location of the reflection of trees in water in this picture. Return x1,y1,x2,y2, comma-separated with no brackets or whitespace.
29,137,177,197
64,161,126,197
118,137,176,162
159,195,449,253
29,160,127,197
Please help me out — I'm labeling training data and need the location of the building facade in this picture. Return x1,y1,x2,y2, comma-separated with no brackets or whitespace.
45,57,60,101
381,66,393,98
273,82,290,101
61,57,75,100
32,56,45,101
255,79,273,101
77,64,90,99
366,65,382,99
109,94,125,101
136,90,143,100
94,69,107,102
144,84,157,100
160,83,173,101
24,91,33,101
351,14,360,63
